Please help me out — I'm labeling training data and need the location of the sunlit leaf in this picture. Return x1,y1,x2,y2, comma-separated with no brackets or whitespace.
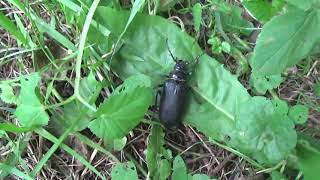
111,162,138,180
296,138,320,180
289,105,309,124
242,0,285,23
89,75,153,146
192,3,202,32
146,125,171,180
0,83,17,104
230,97,297,165
15,73,49,127
251,9,320,77
249,74,283,94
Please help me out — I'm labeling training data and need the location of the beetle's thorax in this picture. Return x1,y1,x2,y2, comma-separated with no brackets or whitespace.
168,60,188,81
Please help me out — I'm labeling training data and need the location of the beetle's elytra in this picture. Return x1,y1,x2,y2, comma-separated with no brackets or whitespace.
159,59,189,128
158,40,193,128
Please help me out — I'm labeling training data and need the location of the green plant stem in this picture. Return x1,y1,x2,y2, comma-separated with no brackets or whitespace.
75,132,119,163
256,160,285,174
35,128,106,180
269,89,279,99
74,0,100,112
210,139,264,169
31,126,73,177
45,95,76,109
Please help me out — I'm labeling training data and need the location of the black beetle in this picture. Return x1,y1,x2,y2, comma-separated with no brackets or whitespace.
158,41,202,128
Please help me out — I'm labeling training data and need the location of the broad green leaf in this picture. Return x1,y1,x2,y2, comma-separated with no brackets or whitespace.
146,125,171,180
89,75,153,146
249,74,283,94
285,0,320,11
114,73,152,93
51,73,101,132
0,11,27,46
113,137,127,151
192,174,216,180
79,71,102,103
172,156,188,180
251,9,320,77
288,105,309,124
230,96,297,165
158,0,183,11
172,156,214,180
0,83,17,104
217,1,254,35
111,162,138,180
271,99,289,117
159,159,171,180
15,73,49,127
296,139,320,180
192,3,202,32
242,0,285,23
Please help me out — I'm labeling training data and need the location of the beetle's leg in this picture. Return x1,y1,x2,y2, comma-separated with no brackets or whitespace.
166,38,177,62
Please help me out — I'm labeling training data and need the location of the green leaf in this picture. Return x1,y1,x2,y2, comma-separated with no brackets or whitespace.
230,96,297,165
288,105,309,124
51,73,101,132
296,139,320,180
79,71,102,103
192,3,202,32
0,83,17,104
285,0,320,11
0,11,27,46
221,41,231,53
242,0,285,23
251,9,320,77
89,75,153,146
218,2,254,35
146,125,171,180
271,99,289,117
172,156,188,180
15,73,49,127
172,156,214,180
192,174,216,180
159,159,171,180
185,58,250,142
111,162,138,180
114,73,152,93
113,137,127,151
157,0,183,11
33,16,77,51
208,36,222,54
249,74,283,94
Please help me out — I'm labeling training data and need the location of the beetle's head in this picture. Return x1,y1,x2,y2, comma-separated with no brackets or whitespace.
174,60,188,72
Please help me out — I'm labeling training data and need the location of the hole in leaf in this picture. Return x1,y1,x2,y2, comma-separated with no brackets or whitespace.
224,135,231,142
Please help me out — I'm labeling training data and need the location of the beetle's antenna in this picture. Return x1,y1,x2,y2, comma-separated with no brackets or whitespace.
166,38,177,62
194,51,205,65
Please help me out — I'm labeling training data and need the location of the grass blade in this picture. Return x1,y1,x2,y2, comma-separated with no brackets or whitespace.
0,11,27,46
74,0,100,98
35,128,106,180
30,126,73,177
0,123,33,133
0,163,33,180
